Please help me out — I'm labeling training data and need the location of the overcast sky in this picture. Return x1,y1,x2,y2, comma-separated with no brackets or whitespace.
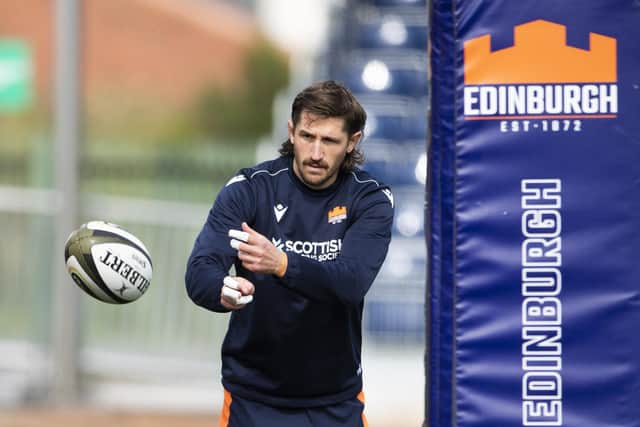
256,0,340,55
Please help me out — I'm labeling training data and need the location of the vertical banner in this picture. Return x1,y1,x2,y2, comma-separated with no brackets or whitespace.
428,1,640,426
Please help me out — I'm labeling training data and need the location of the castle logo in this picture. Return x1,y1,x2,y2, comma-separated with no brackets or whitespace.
328,206,347,224
463,20,618,122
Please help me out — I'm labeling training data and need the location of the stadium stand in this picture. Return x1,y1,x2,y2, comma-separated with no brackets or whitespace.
322,0,428,340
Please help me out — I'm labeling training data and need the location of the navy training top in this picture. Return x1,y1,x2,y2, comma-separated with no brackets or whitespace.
185,155,394,408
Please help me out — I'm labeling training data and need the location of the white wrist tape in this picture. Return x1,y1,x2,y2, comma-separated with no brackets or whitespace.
223,276,239,289
222,276,253,305
228,229,249,243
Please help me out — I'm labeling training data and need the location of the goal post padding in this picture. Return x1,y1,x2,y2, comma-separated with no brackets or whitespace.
427,1,640,426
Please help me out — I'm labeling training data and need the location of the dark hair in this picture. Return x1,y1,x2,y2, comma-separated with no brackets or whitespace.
278,80,366,172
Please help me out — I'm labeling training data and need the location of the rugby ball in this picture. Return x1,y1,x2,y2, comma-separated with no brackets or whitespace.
64,221,153,304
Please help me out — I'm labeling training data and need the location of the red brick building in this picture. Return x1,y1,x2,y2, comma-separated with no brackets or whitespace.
0,0,261,107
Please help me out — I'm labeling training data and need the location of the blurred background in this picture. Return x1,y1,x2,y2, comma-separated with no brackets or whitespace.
0,0,427,425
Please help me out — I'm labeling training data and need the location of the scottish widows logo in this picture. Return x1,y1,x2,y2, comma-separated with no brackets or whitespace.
462,20,618,131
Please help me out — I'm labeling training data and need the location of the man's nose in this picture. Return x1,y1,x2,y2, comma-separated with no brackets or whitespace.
310,141,323,160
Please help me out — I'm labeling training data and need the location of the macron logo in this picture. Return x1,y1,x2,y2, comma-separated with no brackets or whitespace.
274,204,288,223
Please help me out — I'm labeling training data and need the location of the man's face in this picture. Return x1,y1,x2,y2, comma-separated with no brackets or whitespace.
288,111,361,190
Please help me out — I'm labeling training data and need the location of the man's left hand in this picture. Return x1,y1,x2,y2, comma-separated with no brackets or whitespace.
229,222,287,277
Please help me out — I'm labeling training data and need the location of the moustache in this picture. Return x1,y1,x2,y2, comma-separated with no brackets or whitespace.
303,160,328,169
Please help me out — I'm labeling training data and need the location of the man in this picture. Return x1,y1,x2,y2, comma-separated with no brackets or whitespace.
185,80,394,427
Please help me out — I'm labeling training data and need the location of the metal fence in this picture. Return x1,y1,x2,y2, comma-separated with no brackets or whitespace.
0,139,254,402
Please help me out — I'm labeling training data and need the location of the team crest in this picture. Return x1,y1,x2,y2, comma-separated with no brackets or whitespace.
328,206,347,224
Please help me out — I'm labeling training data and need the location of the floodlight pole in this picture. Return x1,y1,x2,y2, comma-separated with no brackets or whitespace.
51,0,82,404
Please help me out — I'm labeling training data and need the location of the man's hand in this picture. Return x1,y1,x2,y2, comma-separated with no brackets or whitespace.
229,222,288,277
220,276,254,310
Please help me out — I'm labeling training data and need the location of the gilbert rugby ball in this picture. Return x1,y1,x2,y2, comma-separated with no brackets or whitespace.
64,221,152,304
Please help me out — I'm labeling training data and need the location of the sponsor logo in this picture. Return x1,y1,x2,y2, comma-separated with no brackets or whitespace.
328,206,347,224
274,203,288,223
463,20,617,132
99,250,150,294
271,237,342,262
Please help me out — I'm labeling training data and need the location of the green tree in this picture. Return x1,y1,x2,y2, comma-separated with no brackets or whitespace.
193,38,290,143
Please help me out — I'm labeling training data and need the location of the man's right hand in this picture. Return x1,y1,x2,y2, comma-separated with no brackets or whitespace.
220,276,255,310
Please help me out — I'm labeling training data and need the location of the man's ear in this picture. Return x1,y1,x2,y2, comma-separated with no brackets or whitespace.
347,131,362,153
288,119,295,143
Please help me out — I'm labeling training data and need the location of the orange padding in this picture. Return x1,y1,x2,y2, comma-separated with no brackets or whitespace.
219,389,232,427
357,391,369,427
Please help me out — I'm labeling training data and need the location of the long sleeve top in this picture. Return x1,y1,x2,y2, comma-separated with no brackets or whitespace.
185,155,394,408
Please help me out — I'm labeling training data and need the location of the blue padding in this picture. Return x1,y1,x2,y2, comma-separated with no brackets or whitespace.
429,1,640,426
427,0,456,425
